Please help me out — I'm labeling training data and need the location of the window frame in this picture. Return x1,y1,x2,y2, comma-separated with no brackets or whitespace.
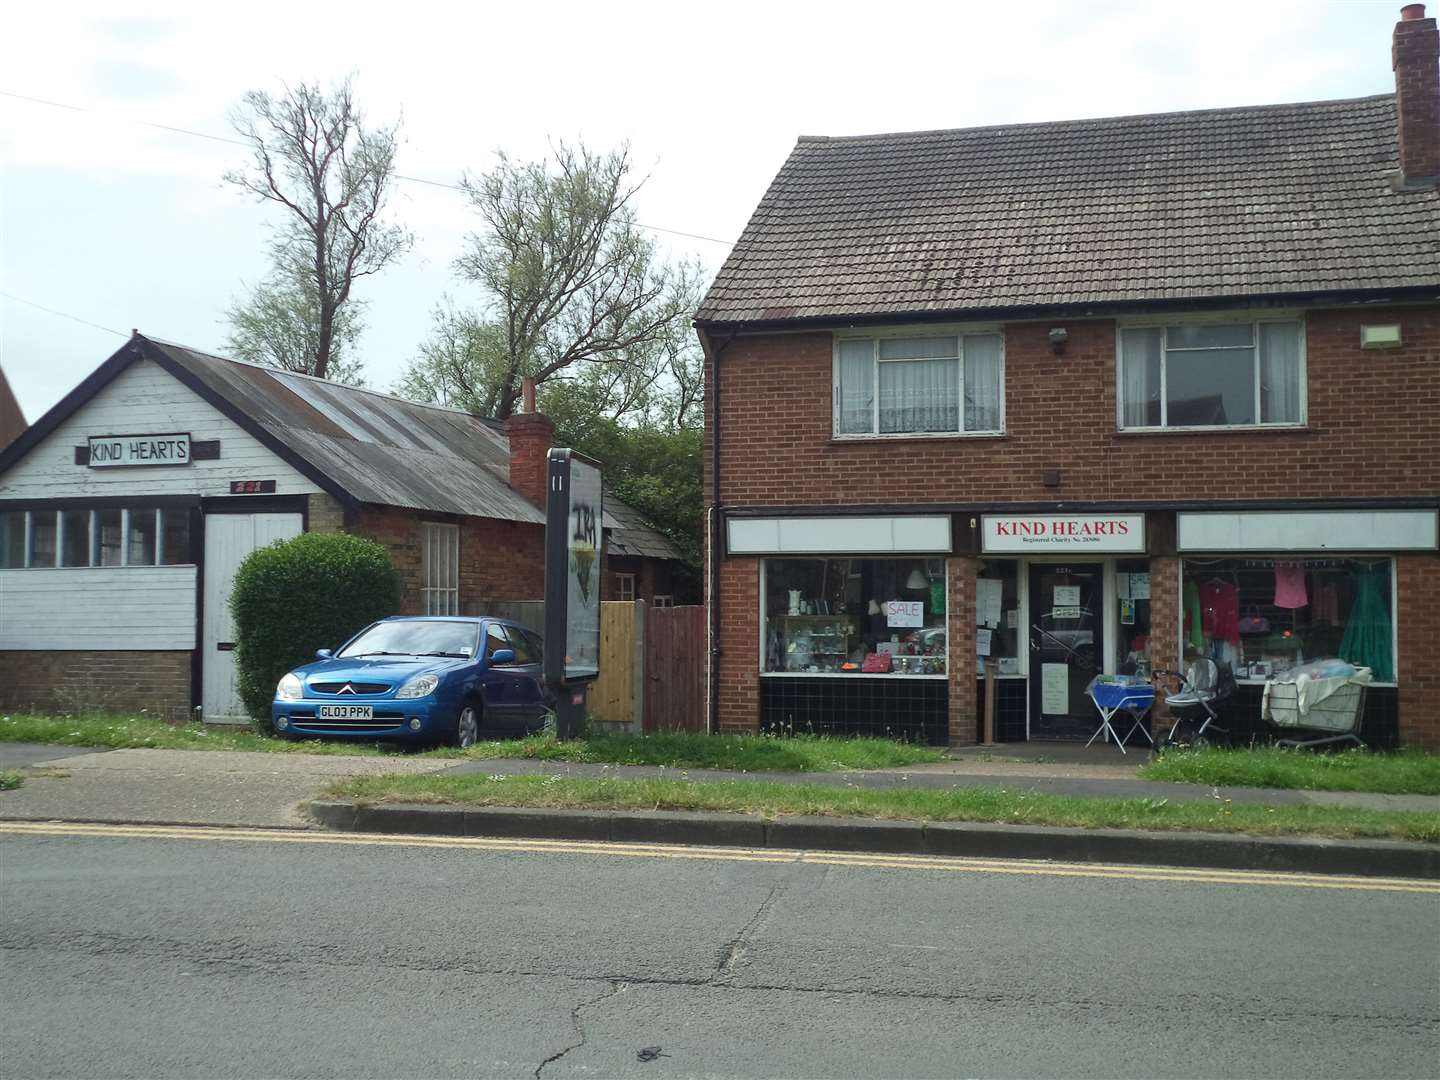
652,594,674,608
420,522,461,616
1,507,191,569
832,325,1006,440
615,572,636,602
1116,314,1307,433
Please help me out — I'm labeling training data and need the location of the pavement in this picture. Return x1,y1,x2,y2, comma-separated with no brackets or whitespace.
1,741,1437,878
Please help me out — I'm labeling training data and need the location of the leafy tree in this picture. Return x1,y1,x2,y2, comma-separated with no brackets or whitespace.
398,142,702,419
224,273,366,386
224,77,410,381
232,532,401,727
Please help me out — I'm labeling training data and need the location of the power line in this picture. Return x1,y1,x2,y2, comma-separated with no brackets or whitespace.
0,89,736,249
0,291,129,337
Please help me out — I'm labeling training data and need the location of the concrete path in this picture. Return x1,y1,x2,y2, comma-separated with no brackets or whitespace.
0,747,447,828
1,743,1436,830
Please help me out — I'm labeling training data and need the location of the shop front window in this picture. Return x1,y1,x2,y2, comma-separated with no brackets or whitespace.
1181,558,1394,683
1116,559,1153,676
976,559,1020,675
763,558,947,675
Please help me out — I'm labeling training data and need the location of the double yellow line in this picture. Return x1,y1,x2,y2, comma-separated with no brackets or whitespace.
2,820,1436,894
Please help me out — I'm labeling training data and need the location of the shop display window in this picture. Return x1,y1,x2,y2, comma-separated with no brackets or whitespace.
96,509,123,566
1180,558,1394,683
28,512,56,567
763,558,947,675
127,508,158,566
976,559,1021,675
1115,559,1153,676
160,509,192,565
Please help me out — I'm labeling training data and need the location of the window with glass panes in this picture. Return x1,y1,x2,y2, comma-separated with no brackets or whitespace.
1119,322,1303,430
0,508,192,568
421,522,460,615
834,333,1004,436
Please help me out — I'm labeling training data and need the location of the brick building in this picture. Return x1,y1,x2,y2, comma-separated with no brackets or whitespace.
697,7,1440,748
0,334,684,721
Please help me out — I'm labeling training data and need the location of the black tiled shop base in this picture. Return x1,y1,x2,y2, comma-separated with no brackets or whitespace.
759,677,948,746
975,678,1029,742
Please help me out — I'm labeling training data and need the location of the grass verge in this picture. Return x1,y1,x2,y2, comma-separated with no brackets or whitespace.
0,714,942,772
325,773,1440,843
1139,747,1440,796
0,769,23,791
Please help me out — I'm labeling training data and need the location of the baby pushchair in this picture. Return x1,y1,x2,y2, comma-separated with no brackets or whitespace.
1153,658,1236,749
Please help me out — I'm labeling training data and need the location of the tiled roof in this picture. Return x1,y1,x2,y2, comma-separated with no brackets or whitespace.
696,95,1440,325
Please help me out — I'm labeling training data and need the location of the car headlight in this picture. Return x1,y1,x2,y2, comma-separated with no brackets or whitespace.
395,673,440,699
276,672,303,701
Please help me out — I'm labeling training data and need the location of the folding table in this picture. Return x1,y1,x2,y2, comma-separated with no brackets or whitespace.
1084,676,1155,754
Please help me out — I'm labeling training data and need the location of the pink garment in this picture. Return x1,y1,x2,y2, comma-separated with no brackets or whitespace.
1274,564,1308,609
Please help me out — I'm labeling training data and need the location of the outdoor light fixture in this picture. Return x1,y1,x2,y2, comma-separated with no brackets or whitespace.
1361,324,1402,349
1048,327,1069,355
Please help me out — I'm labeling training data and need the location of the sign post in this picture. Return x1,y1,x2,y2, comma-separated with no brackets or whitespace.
544,448,603,739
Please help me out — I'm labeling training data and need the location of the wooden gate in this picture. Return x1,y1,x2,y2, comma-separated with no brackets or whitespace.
643,605,705,732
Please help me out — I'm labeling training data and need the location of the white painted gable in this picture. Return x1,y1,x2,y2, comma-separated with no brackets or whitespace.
0,357,320,500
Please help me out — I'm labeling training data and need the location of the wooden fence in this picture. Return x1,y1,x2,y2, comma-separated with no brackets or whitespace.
467,599,704,732
643,605,705,732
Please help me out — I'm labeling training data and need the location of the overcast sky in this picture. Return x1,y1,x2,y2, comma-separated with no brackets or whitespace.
0,0,1408,421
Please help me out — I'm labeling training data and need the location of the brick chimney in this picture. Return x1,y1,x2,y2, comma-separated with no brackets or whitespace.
1394,3,1440,186
506,377,554,509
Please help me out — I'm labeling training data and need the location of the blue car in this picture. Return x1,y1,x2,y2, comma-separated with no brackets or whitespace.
272,616,552,748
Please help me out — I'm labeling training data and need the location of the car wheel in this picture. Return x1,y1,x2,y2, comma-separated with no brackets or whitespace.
451,705,479,749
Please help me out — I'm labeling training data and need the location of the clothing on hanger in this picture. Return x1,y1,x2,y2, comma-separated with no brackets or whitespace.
1273,564,1308,609
1199,578,1240,645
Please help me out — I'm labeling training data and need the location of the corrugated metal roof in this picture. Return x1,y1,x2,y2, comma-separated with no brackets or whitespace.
145,338,683,560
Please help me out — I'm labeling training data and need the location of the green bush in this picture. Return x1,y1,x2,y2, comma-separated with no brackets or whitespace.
231,532,402,726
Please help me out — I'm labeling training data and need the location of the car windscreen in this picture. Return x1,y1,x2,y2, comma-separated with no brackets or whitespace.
339,621,479,659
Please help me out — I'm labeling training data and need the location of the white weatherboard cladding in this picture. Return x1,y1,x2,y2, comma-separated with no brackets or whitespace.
203,512,304,723
1177,511,1439,552
727,515,951,555
0,358,321,499
0,567,197,649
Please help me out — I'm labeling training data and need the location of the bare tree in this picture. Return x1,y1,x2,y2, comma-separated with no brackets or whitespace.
225,77,410,380
401,142,701,419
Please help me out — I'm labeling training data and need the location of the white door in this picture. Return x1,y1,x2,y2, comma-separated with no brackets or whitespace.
203,513,303,723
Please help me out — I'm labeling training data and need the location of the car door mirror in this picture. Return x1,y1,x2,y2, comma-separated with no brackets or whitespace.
315,649,334,660
489,648,515,666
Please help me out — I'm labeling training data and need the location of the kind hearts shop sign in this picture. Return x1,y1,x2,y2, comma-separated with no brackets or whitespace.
981,514,1145,553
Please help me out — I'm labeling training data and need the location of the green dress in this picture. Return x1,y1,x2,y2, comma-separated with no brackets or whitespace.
1339,567,1393,681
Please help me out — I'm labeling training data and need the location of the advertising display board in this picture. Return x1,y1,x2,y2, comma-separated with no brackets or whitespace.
544,449,603,736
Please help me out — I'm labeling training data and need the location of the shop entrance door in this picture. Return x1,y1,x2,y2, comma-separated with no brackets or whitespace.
1028,563,1103,739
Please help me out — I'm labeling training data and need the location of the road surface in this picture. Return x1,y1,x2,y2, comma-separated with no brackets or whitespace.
2,822,1436,1079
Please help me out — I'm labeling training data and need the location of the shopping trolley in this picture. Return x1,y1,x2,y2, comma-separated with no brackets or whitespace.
1262,664,1372,750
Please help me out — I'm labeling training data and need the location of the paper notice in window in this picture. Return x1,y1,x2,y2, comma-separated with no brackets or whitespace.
1053,585,1081,607
1041,663,1069,714
1117,573,1131,600
1130,574,1151,600
885,600,923,627
976,628,992,656
976,578,1003,627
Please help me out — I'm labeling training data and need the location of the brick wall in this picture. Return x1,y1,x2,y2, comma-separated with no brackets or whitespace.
352,509,546,614
1397,554,1440,750
307,493,346,533
702,304,1440,746
0,650,191,719
705,306,1440,507
947,556,977,744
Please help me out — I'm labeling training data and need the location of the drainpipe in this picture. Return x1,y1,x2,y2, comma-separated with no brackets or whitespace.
701,326,740,736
